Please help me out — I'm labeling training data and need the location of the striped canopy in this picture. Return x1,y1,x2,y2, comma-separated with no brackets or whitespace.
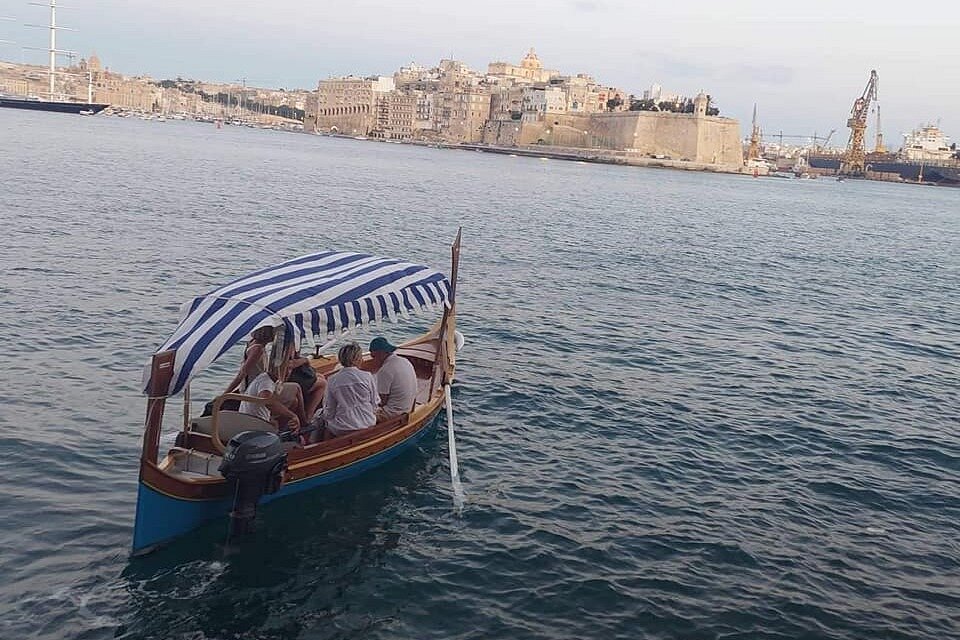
143,251,451,397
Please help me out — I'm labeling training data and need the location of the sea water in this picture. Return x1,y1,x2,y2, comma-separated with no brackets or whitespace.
1,109,958,639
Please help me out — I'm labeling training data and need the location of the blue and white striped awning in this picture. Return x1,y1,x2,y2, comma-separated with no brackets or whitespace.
143,251,451,397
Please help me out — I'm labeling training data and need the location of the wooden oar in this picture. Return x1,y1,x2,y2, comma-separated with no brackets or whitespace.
444,384,465,513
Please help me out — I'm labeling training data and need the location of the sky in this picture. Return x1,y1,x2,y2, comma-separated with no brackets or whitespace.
1,0,958,143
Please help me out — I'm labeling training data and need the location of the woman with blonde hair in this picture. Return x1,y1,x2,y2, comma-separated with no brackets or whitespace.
321,342,378,439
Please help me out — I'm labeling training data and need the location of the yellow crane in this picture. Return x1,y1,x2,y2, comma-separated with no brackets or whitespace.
840,70,879,176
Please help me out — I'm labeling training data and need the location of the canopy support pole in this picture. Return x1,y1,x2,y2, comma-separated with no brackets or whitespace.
182,382,191,433
142,350,176,465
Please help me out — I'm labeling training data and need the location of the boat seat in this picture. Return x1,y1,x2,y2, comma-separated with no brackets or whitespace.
415,378,433,406
190,411,278,444
166,447,224,478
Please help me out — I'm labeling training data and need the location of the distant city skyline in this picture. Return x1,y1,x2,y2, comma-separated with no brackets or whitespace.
1,0,957,142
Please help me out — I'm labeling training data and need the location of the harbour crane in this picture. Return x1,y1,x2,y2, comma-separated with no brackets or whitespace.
764,129,836,151
819,129,836,151
840,70,879,176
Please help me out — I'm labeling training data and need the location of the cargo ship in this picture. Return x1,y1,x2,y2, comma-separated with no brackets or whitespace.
808,124,960,185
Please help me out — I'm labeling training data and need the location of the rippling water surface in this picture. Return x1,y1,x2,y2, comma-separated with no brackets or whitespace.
1,110,958,639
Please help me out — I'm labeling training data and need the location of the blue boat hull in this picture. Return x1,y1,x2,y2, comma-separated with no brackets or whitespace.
132,415,439,554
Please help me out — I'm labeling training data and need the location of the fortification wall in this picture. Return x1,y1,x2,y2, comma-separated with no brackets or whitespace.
481,120,523,146
314,113,374,136
694,116,742,165
482,111,742,167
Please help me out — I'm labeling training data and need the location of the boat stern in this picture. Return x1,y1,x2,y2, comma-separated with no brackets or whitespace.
131,479,230,555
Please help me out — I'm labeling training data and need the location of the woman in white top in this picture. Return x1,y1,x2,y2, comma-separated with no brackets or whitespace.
322,342,378,438
223,326,274,396
230,330,307,431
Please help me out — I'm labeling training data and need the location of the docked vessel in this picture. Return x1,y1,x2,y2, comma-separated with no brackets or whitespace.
0,95,108,114
808,124,960,184
901,124,955,162
134,232,463,554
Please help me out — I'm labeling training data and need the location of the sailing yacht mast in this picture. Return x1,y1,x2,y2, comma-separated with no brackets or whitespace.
26,0,71,99
47,0,56,97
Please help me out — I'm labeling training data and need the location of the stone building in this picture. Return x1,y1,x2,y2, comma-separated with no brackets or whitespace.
38,54,163,110
303,51,739,166
373,91,416,140
516,84,565,122
560,75,601,114
393,67,442,135
412,90,438,132
484,92,742,167
75,55,161,110
441,88,491,142
488,83,524,123
307,76,395,135
430,60,489,142
487,49,558,84
0,60,39,97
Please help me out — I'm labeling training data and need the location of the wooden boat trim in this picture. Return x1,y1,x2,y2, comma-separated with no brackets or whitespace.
140,394,443,501
142,351,176,464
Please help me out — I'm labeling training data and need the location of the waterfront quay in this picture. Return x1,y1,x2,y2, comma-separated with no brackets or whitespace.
456,142,744,174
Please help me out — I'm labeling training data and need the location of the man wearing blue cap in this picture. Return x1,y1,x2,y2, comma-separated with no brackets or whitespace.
369,336,417,419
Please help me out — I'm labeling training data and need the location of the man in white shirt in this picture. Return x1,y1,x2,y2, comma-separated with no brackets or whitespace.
369,336,417,419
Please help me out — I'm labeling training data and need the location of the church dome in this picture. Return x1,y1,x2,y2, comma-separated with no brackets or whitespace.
520,48,542,70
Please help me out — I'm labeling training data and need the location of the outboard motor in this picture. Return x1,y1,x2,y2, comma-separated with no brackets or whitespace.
218,431,287,539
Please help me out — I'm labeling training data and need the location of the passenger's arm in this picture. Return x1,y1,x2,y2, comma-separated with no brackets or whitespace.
223,344,263,394
376,369,389,407
371,379,381,413
322,383,336,422
262,389,299,429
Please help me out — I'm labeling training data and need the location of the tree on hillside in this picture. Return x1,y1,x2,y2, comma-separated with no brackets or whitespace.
657,100,679,113
629,98,657,111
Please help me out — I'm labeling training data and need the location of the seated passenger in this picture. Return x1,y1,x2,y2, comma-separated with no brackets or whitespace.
238,365,307,432
322,342,378,438
224,326,275,396
286,348,326,419
369,336,417,419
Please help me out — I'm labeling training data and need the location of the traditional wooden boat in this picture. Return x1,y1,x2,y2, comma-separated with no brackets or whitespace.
133,232,462,554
